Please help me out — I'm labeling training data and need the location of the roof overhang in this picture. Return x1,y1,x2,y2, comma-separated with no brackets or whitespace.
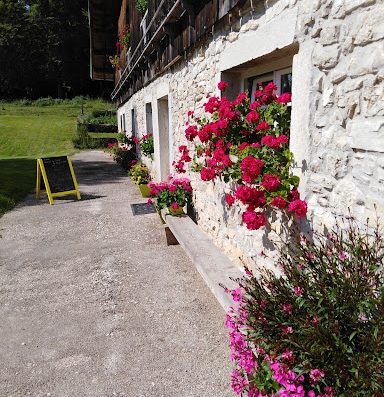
88,0,121,81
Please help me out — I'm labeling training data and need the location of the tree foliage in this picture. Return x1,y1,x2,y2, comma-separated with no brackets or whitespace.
0,0,108,99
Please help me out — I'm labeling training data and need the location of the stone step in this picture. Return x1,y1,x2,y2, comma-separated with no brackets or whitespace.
163,212,244,312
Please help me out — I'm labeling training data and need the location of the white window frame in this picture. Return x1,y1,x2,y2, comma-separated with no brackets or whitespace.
274,67,292,95
239,65,292,97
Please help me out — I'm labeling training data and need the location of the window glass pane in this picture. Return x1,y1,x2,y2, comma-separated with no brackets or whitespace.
280,72,292,94
245,73,273,98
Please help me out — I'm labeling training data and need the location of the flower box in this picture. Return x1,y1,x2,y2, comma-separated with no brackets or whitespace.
167,206,184,216
138,183,151,198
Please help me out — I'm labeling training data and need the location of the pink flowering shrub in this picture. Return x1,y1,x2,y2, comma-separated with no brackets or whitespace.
106,142,137,170
177,82,306,230
137,133,154,159
149,177,192,213
225,217,384,396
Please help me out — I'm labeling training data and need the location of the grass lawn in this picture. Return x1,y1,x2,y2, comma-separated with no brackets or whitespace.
0,98,114,215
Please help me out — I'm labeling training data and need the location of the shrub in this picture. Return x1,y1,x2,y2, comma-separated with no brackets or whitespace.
175,81,306,230
136,0,148,13
149,177,192,213
225,217,384,396
78,110,117,126
137,133,154,159
73,125,117,149
106,142,136,170
129,162,151,185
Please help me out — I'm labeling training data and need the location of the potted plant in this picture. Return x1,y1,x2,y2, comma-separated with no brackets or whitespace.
138,133,154,159
148,177,192,216
106,142,136,170
129,162,151,197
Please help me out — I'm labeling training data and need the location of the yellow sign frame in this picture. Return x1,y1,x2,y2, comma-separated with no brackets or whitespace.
36,156,81,205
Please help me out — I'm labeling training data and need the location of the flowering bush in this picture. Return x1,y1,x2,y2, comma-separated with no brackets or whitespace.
109,55,120,69
116,25,130,51
129,162,151,185
225,217,384,396
148,177,192,213
136,0,148,13
177,81,307,230
106,142,136,170
134,133,154,159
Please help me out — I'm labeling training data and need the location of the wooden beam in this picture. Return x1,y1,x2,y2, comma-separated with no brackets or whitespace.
181,0,195,27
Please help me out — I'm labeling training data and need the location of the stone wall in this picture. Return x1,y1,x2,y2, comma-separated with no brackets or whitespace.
118,0,384,270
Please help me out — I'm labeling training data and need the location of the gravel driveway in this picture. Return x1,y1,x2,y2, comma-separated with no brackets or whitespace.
0,151,233,397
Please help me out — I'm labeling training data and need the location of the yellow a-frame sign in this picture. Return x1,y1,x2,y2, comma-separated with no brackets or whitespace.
36,156,81,205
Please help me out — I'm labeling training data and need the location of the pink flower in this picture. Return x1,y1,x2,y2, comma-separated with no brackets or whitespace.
312,316,319,325
277,92,292,104
235,186,266,208
261,174,281,191
239,142,249,151
240,155,263,183
231,369,248,394
187,110,194,117
282,325,293,334
310,368,325,384
170,202,180,210
271,196,287,209
200,167,216,181
282,303,293,315
264,81,277,96
231,288,243,302
256,121,269,131
246,111,259,124
185,125,198,141
242,211,266,230
294,286,303,297
218,80,229,91
225,194,236,207
147,198,152,206
338,251,347,261
288,200,307,218
358,313,368,322
250,101,261,110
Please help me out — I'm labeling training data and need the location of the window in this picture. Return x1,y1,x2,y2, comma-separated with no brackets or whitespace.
243,67,292,97
275,67,292,95
145,103,153,133
131,108,136,135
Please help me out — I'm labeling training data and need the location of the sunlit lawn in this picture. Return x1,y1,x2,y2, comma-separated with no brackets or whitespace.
0,99,114,215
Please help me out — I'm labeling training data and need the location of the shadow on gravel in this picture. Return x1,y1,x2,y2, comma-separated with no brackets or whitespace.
72,159,127,186
1,156,127,214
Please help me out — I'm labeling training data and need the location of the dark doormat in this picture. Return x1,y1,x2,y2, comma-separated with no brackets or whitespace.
131,202,156,216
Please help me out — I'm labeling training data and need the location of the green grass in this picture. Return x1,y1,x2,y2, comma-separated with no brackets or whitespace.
0,99,115,215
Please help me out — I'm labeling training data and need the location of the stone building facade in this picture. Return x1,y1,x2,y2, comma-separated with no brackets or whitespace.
96,0,384,269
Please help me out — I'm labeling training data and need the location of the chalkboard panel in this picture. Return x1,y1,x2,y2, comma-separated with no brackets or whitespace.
41,156,75,193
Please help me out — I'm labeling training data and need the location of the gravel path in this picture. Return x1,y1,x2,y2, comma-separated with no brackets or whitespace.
0,151,233,397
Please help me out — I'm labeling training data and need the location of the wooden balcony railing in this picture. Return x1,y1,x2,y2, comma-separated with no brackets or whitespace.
111,0,247,103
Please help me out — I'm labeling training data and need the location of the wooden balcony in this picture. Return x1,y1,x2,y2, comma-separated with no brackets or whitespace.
112,0,247,103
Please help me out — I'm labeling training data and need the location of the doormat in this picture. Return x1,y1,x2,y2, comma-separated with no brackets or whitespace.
131,202,156,216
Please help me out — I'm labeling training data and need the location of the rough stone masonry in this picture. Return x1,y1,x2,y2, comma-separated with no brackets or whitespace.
118,0,384,271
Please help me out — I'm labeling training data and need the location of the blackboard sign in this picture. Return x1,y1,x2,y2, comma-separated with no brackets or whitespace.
40,156,75,193
36,156,81,205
